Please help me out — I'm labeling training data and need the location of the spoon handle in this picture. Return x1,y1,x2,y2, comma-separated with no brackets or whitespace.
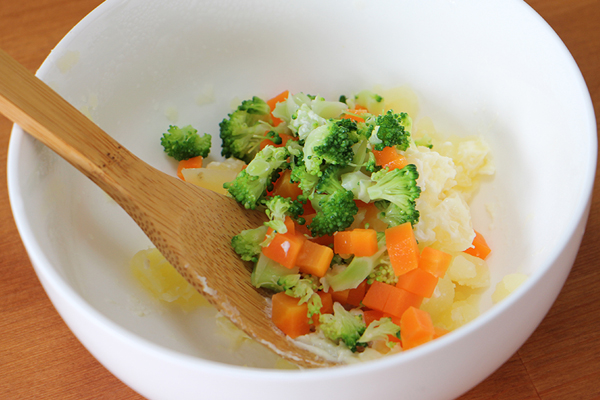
0,49,154,196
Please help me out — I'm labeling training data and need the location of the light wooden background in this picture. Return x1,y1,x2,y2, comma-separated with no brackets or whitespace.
1,0,598,398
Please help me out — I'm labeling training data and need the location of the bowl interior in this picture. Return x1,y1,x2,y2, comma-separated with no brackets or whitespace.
8,0,596,369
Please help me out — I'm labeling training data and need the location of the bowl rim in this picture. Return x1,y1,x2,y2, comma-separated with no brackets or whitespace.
6,0,598,379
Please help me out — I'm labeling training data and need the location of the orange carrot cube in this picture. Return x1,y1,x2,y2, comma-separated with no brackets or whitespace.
333,231,354,255
419,247,452,278
385,222,420,276
463,230,491,260
400,306,435,350
362,281,397,312
296,240,333,278
261,230,306,269
271,292,311,339
396,267,439,298
346,279,368,307
372,146,408,170
383,287,423,318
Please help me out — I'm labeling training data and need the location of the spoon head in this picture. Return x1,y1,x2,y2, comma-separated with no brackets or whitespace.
152,178,336,368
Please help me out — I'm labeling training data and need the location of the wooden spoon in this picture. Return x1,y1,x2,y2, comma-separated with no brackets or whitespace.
0,49,334,368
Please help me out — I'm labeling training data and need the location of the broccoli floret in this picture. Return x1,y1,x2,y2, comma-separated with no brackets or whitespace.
309,190,358,237
308,165,359,237
303,119,359,176
414,134,434,149
319,303,366,352
374,200,418,229
263,195,305,236
251,253,298,291
219,96,275,163
341,170,374,203
265,130,282,145
325,233,387,292
366,255,398,285
272,93,314,128
262,196,304,246
306,294,324,320
224,145,290,209
349,139,380,174
353,90,385,115
278,274,324,318
308,190,358,237
231,225,268,263
358,317,400,344
331,253,350,266
313,164,347,195
289,150,320,195
289,103,328,141
278,274,322,303
365,110,412,151
160,125,212,161
367,164,421,226
309,97,349,120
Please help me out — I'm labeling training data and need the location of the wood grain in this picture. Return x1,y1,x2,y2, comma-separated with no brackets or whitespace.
0,0,599,398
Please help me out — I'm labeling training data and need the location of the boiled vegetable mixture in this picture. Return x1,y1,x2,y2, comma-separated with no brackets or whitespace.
131,88,521,363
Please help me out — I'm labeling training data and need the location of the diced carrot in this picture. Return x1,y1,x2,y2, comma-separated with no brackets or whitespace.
283,216,296,235
354,199,369,208
395,267,439,298
271,169,303,200
387,334,402,344
333,231,353,255
383,287,423,318
296,240,333,278
362,280,424,318
319,291,334,313
400,306,435,350
372,146,408,170
333,228,378,257
312,291,334,325
261,230,306,269
419,247,452,278
351,229,379,257
302,201,316,215
330,289,349,305
341,108,369,123
311,234,335,246
266,90,289,126
385,222,420,276
363,309,386,327
176,155,203,180
271,292,311,338
259,138,272,150
362,281,397,312
295,222,311,237
346,279,368,307
433,326,450,339
463,231,491,260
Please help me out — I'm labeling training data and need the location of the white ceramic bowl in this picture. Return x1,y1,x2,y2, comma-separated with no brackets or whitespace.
7,0,597,399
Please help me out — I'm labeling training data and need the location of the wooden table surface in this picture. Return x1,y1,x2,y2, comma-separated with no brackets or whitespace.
1,0,598,398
